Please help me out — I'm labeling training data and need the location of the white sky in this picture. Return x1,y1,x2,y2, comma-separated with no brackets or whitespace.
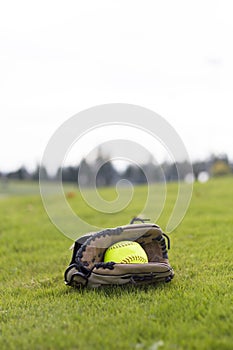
0,0,233,172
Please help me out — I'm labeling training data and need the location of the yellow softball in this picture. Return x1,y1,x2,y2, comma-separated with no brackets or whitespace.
104,240,148,264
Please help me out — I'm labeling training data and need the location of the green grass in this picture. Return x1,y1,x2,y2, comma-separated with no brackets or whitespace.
0,177,232,350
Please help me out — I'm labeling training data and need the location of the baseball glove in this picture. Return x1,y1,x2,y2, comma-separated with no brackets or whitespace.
64,218,174,288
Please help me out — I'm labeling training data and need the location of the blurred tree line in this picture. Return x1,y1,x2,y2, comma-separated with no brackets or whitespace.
1,153,232,186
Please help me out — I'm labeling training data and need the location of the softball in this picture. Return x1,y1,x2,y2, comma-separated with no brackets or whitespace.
104,240,148,264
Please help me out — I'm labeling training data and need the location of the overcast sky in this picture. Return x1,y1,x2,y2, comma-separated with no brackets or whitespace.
0,0,232,172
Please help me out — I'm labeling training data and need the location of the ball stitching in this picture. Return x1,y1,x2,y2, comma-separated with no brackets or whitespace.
121,255,147,264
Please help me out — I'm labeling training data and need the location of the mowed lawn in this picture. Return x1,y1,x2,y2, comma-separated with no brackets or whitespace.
0,177,232,350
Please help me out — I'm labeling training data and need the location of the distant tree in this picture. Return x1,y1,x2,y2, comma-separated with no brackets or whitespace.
0,173,8,189
32,165,48,180
7,166,31,180
210,153,229,165
192,161,209,180
55,167,62,181
93,148,119,187
61,166,78,182
208,153,232,177
210,160,231,177
142,162,164,182
96,161,118,186
122,164,147,184
78,159,94,187
161,161,194,182
176,161,194,180
161,162,178,182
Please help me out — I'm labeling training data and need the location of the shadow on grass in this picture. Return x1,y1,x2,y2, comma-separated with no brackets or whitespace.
62,281,172,297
